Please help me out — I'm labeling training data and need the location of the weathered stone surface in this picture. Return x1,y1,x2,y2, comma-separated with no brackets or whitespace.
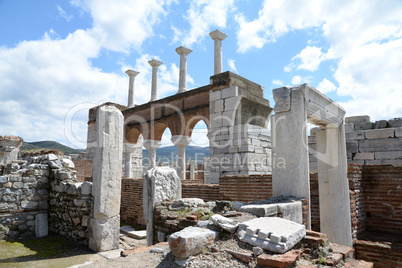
89,216,120,252
210,214,238,232
353,152,374,160
168,226,219,259
239,201,302,224
21,200,38,209
172,198,204,208
388,117,402,127
253,246,263,256
374,150,402,159
61,158,75,168
35,213,48,238
237,217,306,254
239,204,277,217
127,230,147,239
144,167,181,246
257,250,300,267
344,259,374,268
374,120,388,129
345,115,370,124
273,87,291,113
80,181,92,195
359,138,402,152
231,201,246,211
395,127,402,137
364,128,394,139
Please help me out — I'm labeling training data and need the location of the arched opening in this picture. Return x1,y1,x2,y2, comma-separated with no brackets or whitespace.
187,119,209,182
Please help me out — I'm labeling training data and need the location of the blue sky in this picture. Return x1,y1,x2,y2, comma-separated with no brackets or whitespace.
1,0,401,148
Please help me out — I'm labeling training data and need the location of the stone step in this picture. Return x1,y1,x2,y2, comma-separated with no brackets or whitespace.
325,252,343,266
330,242,354,260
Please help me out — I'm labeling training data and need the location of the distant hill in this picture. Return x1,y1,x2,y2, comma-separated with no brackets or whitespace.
143,146,209,164
21,141,84,155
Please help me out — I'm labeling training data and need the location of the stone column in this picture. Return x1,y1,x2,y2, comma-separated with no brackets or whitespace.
125,69,139,108
189,160,196,180
209,30,227,75
124,143,139,178
171,135,191,180
148,59,163,102
143,139,161,169
316,125,352,247
175,46,193,93
89,105,123,252
271,87,311,229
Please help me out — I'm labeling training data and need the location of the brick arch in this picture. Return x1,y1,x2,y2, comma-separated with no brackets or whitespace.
125,126,142,144
185,115,210,138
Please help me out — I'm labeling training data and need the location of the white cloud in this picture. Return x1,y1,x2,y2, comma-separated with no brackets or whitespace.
175,0,235,47
57,5,73,22
287,46,323,72
316,78,336,94
272,79,283,86
71,0,170,52
291,76,302,85
236,0,402,120
227,59,237,73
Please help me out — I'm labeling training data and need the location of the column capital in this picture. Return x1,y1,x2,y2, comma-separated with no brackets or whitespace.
175,46,193,56
143,139,161,150
209,29,227,41
148,59,163,67
171,135,191,147
125,69,139,77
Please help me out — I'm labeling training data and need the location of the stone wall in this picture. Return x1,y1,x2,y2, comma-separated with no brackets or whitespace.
0,159,49,239
362,165,402,235
309,116,402,171
49,171,92,245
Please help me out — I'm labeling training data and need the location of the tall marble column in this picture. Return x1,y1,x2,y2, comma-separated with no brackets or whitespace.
148,59,163,102
209,30,227,75
171,135,191,180
125,69,139,108
175,46,193,93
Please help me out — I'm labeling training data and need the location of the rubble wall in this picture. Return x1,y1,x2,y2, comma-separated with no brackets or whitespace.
49,173,93,245
362,165,402,235
0,162,49,239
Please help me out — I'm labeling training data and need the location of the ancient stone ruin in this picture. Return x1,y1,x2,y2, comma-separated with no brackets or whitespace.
1,29,401,267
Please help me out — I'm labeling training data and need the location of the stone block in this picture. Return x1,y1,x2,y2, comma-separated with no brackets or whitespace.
374,150,402,159
221,86,238,99
210,214,238,232
374,120,388,129
345,115,370,124
224,96,240,111
21,200,38,209
353,152,374,160
80,181,92,195
0,176,7,183
168,226,218,259
354,122,374,130
358,138,402,152
35,213,48,238
210,90,221,101
127,230,147,239
395,127,402,137
89,216,120,252
239,204,278,217
366,159,402,165
237,217,306,254
346,141,358,153
214,99,224,113
345,123,354,133
364,128,394,139
388,117,402,127
225,249,252,263
277,201,303,224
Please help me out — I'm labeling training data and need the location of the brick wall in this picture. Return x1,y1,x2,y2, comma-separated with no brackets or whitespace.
72,159,92,182
309,172,320,232
355,238,402,267
219,175,273,202
120,179,145,227
182,184,219,201
362,165,402,235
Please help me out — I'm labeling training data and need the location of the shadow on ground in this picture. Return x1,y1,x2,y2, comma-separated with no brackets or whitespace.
0,233,93,267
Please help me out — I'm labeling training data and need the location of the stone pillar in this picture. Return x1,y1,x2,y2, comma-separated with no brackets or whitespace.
189,160,196,180
271,88,311,229
143,167,181,246
209,29,227,75
171,135,191,180
148,59,163,102
124,142,142,178
175,46,193,93
316,125,352,247
143,139,161,169
89,105,123,252
125,69,139,108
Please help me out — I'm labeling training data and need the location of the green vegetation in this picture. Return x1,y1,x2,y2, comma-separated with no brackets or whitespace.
20,141,84,155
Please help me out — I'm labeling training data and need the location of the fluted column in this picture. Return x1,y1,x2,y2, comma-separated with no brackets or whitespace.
175,46,193,93
143,139,161,169
171,135,191,180
209,29,227,75
148,59,163,102
125,69,139,108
